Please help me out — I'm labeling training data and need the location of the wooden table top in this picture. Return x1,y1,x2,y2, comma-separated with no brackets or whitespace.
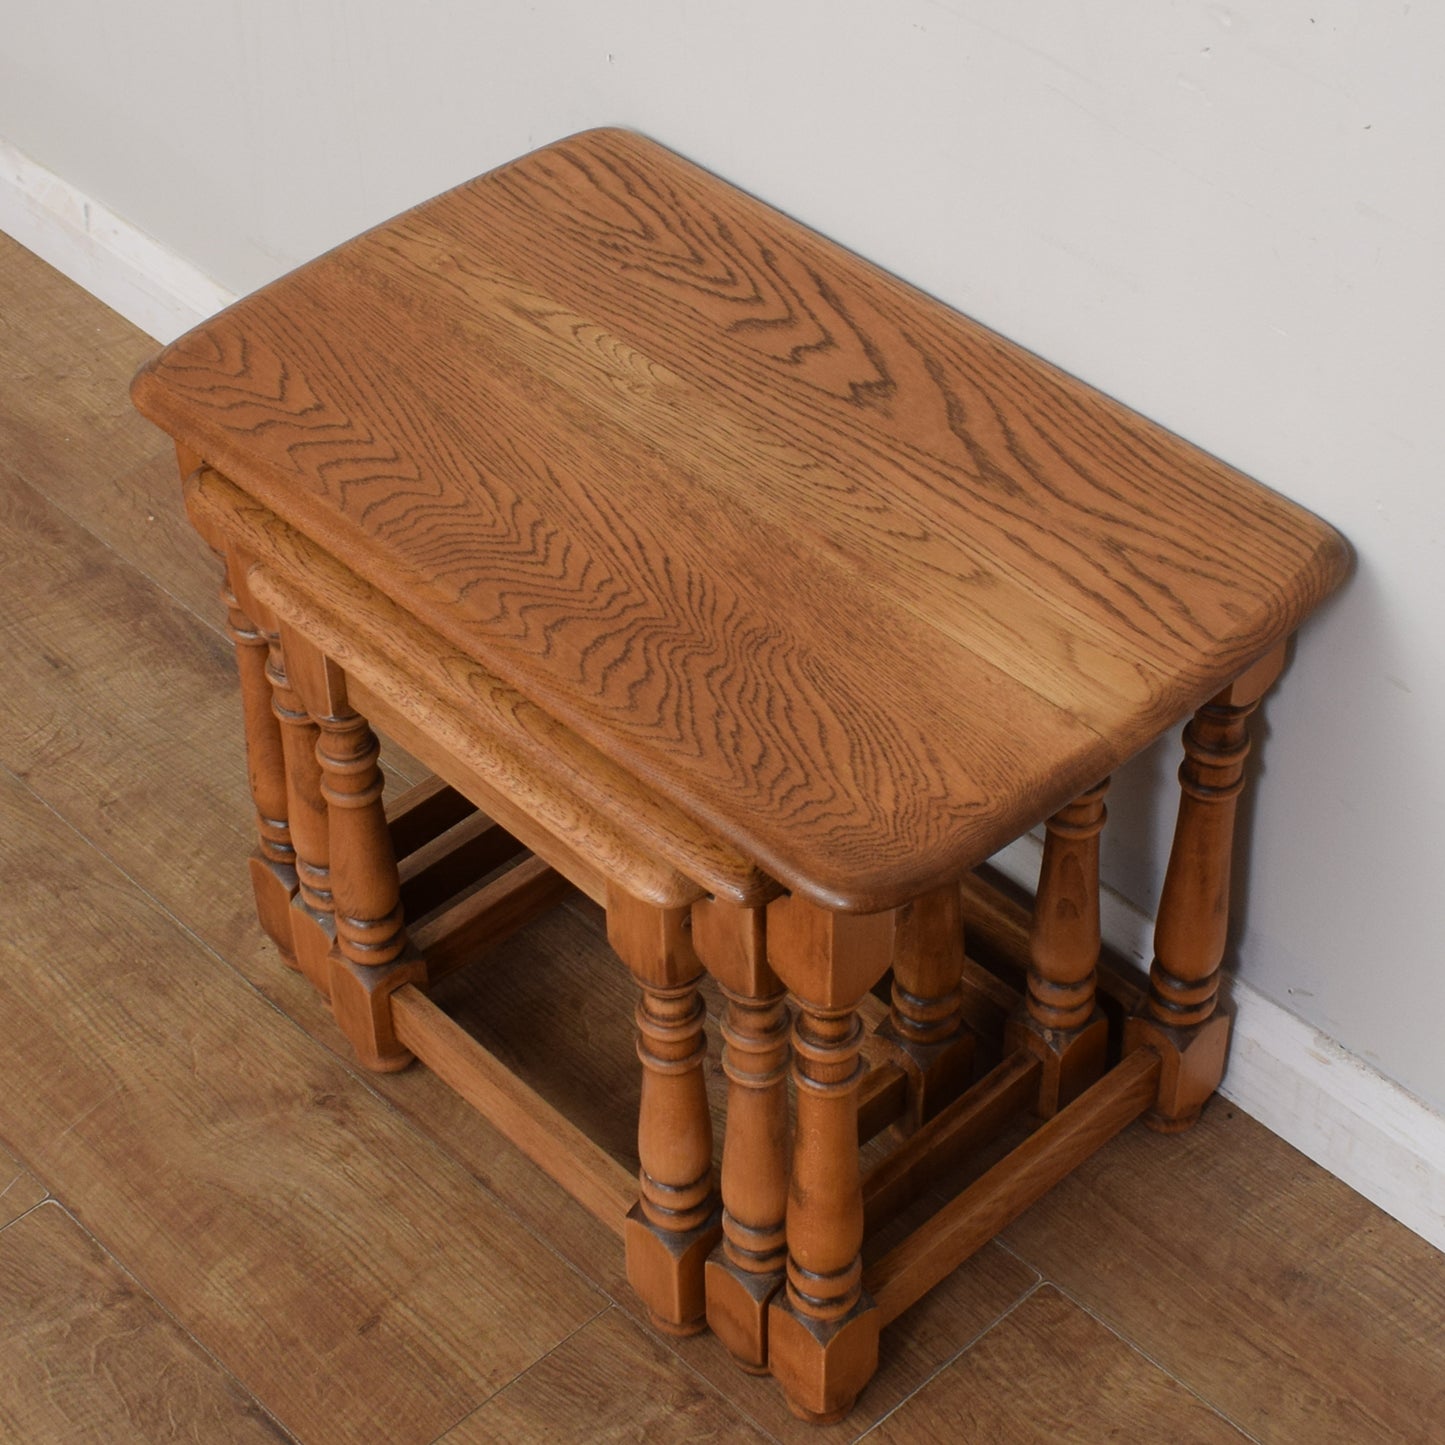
133,128,1349,913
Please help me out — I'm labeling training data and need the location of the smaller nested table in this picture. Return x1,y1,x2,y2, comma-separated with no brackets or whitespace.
133,128,1349,1423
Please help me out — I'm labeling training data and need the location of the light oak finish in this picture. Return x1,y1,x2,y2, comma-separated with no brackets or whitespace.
876,884,973,1126
218,550,300,961
867,1049,1161,1325
861,1051,1042,1233
694,899,792,1374
395,808,525,922
1125,651,1284,1131
762,895,897,1423
127,134,1350,1424
385,774,477,858
132,127,1349,916
607,888,724,1336
1007,779,1111,1117
410,852,573,982
185,466,774,910
264,603,335,993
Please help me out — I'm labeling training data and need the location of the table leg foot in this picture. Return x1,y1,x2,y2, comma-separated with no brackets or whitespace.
1007,1009,1109,1118
248,853,299,966
327,949,424,1073
768,1293,879,1425
1124,1012,1230,1133
705,1251,784,1372
625,1202,721,1337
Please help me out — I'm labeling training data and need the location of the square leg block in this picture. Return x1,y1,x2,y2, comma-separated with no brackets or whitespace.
328,948,426,1073
705,1250,783,1374
767,1293,880,1425
248,853,298,964
625,1202,721,1337
1124,1011,1231,1134
1006,1009,1109,1118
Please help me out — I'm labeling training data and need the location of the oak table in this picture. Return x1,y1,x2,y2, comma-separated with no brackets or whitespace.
132,128,1349,1423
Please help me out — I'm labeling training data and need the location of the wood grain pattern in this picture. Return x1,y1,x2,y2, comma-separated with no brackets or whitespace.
0,1140,47,1229
391,985,636,1233
440,1307,773,1443
868,1049,1160,1324
133,128,1350,911
0,765,604,1444
1001,1104,1445,1444
870,1286,1250,1444
187,466,772,907
0,1203,287,1443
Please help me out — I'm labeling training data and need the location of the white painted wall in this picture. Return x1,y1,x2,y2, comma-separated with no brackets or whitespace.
4,1,1442,1111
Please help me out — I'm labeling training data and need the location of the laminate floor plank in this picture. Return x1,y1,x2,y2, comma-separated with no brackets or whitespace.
0,461,419,971
0,240,425,785
0,1201,288,1443
0,235,160,501
0,765,604,1444
0,459,300,958
866,1286,1249,1444
0,234,220,636
0,452,631,1284
439,1307,773,1444
0,1137,48,1230
1001,1105,1445,1443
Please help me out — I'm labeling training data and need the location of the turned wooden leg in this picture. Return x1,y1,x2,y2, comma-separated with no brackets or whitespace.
1125,645,1286,1131
1007,778,1110,1117
877,884,972,1126
280,624,421,1072
607,888,721,1337
217,550,299,960
692,899,789,1373
261,614,334,996
765,894,895,1423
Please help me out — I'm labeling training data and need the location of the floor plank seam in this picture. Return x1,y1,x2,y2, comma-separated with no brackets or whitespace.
5,230,1440,1445
852,1276,1050,1441
0,1194,53,1237
419,1300,620,1445
6,452,234,648
4,459,431,800
649,1330,795,1445
0,756,619,1429
17,1200,302,1444
0,755,356,1056
1046,1280,1267,1445
3,615,633,1342
284,995,632,1311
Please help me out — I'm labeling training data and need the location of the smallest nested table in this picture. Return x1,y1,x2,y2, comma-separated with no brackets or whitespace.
133,128,1349,1423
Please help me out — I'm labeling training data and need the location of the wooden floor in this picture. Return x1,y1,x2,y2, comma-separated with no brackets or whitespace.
0,233,1441,1444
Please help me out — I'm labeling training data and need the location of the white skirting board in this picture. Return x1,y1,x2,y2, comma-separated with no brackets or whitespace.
0,135,235,342
6,130,1441,1256
991,835,1445,1253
